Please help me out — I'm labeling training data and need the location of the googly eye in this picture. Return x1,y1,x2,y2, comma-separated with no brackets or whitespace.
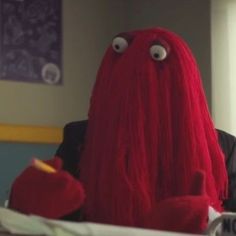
150,44,168,61
112,37,128,53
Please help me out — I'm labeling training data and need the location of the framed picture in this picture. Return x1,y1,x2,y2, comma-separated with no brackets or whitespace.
0,0,62,85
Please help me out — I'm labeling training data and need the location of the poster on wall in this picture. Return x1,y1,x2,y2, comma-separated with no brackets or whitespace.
0,0,62,85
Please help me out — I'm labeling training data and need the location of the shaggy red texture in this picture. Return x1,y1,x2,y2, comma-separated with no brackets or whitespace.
9,27,227,234
10,157,85,218
80,28,227,232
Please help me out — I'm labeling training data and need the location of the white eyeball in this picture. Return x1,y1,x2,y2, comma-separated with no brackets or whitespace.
112,37,128,53
150,44,168,61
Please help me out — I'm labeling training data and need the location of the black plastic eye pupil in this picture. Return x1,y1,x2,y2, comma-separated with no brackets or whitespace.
115,44,120,50
154,53,160,58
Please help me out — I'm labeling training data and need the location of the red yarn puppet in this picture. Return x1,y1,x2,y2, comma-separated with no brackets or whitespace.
10,28,228,234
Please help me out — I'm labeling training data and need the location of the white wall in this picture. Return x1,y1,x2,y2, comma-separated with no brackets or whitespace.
211,0,236,134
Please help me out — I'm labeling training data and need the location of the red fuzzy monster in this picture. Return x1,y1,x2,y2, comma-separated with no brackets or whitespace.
10,28,228,234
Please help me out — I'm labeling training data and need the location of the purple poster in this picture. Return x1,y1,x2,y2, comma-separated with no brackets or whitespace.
0,0,62,85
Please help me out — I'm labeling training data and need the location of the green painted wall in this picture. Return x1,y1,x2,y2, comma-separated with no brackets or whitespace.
0,142,58,206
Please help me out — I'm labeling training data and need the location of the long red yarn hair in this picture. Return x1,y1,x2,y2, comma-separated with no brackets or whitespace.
79,28,228,227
